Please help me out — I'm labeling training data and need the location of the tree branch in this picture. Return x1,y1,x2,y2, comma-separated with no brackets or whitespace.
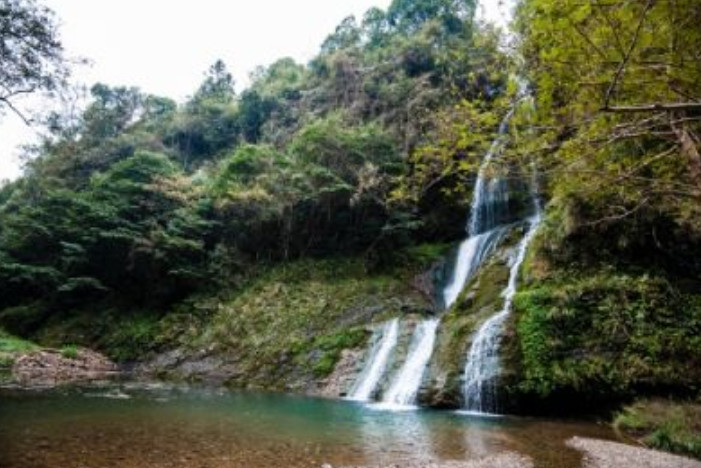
603,0,655,108
0,96,33,125
602,102,701,113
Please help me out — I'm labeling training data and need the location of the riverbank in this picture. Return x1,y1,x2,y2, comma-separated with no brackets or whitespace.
326,437,701,468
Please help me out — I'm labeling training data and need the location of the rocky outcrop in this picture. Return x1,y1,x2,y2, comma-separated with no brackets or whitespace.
133,348,243,385
12,348,119,387
314,348,364,398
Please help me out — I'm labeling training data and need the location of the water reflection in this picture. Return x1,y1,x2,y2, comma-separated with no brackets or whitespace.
0,384,617,468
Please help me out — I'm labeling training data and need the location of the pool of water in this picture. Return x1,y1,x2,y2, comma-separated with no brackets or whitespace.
0,383,617,468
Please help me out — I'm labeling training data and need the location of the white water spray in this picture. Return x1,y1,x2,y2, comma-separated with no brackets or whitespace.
462,210,541,413
348,319,399,402
379,318,440,408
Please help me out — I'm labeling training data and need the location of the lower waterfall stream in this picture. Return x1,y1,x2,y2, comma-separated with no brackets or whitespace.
461,212,541,413
378,318,440,409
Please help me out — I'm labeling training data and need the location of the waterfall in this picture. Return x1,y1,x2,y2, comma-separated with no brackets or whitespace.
468,110,514,237
379,318,440,408
462,210,541,413
373,107,520,409
441,108,516,309
345,100,530,411
442,228,506,308
347,319,399,402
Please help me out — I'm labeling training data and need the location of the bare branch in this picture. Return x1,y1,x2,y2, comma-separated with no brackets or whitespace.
603,0,655,108
583,197,650,226
602,102,701,113
0,97,33,125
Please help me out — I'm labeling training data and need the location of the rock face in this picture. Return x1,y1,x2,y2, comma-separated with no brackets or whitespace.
133,349,244,385
314,348,365,398
12,349,119,387
420,235,516,409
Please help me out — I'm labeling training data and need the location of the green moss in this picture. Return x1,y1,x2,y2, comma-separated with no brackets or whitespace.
0,328,39,354
614,400,701,459
192,256,428,388
312,328,369,377
425,238,514,406
507,270,701,404
60,344,80,360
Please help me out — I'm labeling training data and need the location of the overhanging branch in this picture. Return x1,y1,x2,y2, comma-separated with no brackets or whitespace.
0,96,33,125
601,102,701,113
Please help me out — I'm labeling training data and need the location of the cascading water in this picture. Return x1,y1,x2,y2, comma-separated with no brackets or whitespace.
375,106,521,409
348,98,531,411
468,110,514,237
379,318,440,408
462,210,541,413
442,228,506,308
442,109,516,309
347,319,399,402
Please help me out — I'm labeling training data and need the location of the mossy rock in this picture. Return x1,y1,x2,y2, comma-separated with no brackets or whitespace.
143,257,432,391
420,230,519,408
499,261,701,414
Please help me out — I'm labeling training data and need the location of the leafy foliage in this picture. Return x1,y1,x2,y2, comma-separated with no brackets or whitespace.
0,0,68,122
615,400,701,459
513,0,701,265
510,271,701,403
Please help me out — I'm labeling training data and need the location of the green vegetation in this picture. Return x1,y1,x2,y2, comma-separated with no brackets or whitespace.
60,344,79,360
614,400,701,460
0,328,38,381
312,328,369,377
0,0,506,354
509,272,701,402
0,0,69,122
195,257,429,389
0,328,38,355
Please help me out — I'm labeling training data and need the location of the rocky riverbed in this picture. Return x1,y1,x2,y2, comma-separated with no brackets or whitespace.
323,438,701,468
10,348,119,387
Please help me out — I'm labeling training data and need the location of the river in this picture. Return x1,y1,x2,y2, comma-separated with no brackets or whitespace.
0,383,617,468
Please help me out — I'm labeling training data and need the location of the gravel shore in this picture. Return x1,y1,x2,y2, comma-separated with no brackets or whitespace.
567,436,701,468
325,437,701,468
323,452,533,468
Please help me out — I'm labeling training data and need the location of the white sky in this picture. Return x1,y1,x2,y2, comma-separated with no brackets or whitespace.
0,0,512,182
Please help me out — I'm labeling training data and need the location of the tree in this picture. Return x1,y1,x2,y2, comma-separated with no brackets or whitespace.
362,7,390,48
191,59,235,105
387,0,475,35
321,16,361,54
82,83,143,142
0,0,68,123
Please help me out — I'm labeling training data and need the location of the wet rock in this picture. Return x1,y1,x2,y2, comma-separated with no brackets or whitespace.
314,348,365,398
12,348,119,387
135,350,244,385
